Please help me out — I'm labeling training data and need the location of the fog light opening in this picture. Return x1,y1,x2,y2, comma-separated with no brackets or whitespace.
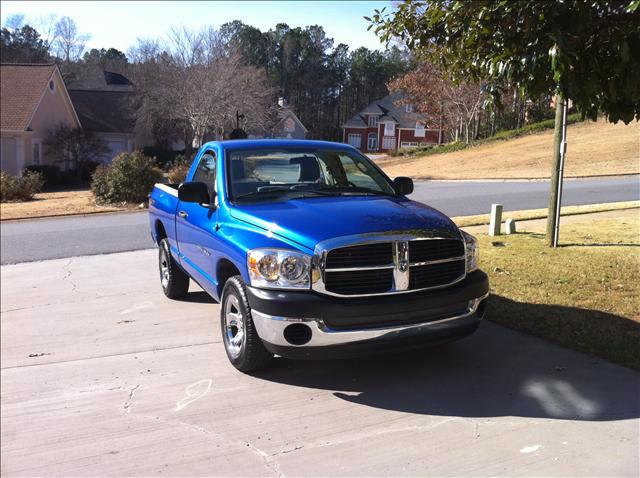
283,323,312,345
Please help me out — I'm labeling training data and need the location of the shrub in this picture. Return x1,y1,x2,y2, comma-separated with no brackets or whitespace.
166,155,191,184
0,170,44,202
91,151,163,204
90,165,111,202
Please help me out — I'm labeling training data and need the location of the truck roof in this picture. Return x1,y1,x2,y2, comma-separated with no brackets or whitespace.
202,139,357,152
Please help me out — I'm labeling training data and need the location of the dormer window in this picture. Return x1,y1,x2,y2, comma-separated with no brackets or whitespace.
405,104,413,113
368,115,379,127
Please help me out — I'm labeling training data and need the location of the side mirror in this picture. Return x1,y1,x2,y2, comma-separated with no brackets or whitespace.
393,176,414,195
178,181,210,205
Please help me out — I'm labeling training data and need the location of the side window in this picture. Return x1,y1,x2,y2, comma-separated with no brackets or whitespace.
339,154,380,189
192,151,216,198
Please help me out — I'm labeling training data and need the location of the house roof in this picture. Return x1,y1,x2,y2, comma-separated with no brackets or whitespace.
274,107,308,133
64,67,134,91
0,63,57,130
342,91,434,129
68,89,135,133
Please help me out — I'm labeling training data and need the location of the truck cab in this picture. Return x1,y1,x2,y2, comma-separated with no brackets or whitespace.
149,140,489,372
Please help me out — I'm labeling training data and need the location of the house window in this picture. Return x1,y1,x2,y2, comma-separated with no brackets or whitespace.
405,104,413,113
382,137,395,150
367,133,378,151
415,122,426,138
32,142,41,165
368,115,379,127
383,122,395,136
347,133,362,148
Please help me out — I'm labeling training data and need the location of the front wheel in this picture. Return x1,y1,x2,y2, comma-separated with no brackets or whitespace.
220,276,273,372
158,238,190,299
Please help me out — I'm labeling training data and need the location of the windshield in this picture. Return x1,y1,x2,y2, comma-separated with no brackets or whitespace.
226,148,396,202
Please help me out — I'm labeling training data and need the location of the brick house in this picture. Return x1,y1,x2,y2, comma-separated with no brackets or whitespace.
342,92,442,154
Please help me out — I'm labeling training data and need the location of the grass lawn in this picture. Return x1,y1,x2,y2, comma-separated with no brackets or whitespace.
380,118,640,180
478,214,640,369
0,189,133,221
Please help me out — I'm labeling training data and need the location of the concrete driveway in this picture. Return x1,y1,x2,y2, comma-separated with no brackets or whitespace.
1,250,638,476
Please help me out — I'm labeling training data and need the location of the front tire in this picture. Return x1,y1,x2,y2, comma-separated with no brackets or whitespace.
158,238,190,299
220,276,273,372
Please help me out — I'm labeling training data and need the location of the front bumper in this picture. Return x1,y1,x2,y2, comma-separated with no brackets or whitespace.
247,270,489,358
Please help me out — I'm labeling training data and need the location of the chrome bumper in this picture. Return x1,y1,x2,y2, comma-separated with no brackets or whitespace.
251,293,488,348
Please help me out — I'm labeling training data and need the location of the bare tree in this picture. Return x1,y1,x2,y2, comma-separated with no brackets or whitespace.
130,26,273,157
45,125,109,175
33,14,59,46
53,16,90,62
389,62,486,144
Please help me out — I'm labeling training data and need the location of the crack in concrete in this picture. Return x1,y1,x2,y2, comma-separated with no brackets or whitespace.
123,384,140,413
1,341,219,370
61,258,79,293
243,440,284,477
124,411,284,477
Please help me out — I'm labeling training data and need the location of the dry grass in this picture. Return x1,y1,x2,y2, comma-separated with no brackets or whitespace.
0,189,135,221
380,119,640,180
479,214,640,369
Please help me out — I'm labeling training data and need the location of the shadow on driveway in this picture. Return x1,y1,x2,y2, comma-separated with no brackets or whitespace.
254,299,639,422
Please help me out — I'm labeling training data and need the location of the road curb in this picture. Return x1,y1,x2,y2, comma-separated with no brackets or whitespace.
1,207,145,223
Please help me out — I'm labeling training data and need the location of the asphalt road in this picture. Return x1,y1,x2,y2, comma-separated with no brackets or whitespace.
1,250,638,476
1,176,638,264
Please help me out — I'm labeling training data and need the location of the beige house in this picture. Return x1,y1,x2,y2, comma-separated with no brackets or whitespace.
0,64,81,176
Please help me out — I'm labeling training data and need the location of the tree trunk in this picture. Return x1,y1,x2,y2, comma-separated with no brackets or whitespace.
546,95,566,247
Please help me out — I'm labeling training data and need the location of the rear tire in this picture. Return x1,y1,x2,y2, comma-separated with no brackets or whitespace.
220,276,274,372
159,238,190,299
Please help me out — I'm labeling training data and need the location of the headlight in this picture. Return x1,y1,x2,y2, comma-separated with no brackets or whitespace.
461,231,479,272
247,249,311,289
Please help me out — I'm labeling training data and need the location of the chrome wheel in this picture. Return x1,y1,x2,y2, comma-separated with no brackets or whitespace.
159,248,170,289
223,294,244,358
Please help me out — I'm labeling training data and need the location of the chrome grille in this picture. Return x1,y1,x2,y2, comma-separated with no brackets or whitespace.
325,243,393,268
318,237,466,296
409,260,465,289
409,239,464,262
324,269,393,295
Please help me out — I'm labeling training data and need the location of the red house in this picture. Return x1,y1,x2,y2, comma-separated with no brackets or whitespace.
342,92,442,153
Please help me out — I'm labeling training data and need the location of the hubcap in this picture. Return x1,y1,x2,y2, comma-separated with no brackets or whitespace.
223,294,244,358
160,249,170,289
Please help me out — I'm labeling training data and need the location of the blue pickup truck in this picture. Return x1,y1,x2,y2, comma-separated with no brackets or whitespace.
149,140,489,372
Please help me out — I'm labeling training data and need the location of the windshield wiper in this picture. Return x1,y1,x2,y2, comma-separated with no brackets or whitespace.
315,186,394,196
234,188,291,200
234,188,336,201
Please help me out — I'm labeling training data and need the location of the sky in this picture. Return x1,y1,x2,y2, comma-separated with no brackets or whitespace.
0,1,391,54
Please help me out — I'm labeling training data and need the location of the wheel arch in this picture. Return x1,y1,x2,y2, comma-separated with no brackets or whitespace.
154,219,167,244
216,258,242,298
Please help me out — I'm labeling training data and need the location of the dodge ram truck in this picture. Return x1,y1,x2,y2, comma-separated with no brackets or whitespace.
149,140,489,372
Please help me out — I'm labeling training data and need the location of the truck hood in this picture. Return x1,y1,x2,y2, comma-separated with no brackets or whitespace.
229,196,460,250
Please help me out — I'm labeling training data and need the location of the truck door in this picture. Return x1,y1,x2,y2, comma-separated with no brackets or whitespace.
175,150,219,293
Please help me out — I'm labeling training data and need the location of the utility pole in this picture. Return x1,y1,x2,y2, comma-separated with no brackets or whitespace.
235,110,245,130
546,95,569,247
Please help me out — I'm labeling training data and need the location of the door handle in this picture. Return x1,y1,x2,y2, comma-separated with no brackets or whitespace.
178,211,188,219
